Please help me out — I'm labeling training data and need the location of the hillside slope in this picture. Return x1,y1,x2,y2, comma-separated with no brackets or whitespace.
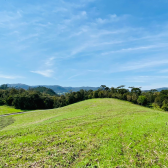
0,99,168,167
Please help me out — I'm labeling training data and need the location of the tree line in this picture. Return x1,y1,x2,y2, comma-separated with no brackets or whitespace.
0,84,168,111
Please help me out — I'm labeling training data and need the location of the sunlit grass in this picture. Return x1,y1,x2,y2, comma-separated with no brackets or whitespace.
0,106,27,115
0,98,168,167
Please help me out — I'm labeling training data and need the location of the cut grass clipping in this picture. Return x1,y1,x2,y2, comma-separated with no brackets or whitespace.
0,98,168,167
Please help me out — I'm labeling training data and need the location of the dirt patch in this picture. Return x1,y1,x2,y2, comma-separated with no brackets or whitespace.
0,117,15,130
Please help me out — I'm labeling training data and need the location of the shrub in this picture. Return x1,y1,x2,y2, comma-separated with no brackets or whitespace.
132,93,138,103
162,99,168,111
127,95,132,101
137,96,147,105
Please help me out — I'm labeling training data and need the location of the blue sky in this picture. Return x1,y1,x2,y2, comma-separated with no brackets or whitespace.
1,0,168,89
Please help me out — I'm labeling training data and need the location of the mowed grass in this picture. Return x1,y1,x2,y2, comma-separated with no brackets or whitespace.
0,106,27,115
1,98,168,167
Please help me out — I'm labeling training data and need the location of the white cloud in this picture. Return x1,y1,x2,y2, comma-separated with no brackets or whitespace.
52,7,67,13
160,69,168,73
2,0,168,87
125,76,168,83
68,72,87,79
45,57,55,67
102,43,168,55
0,74,23,79
0,11,22,24
68,27,88,38
96,14,117,24
91,29,126,38
71,42,90,56
63,11,87,25
81,11,87,16
118,59,168,72
18,33,39,42
31,69,54,77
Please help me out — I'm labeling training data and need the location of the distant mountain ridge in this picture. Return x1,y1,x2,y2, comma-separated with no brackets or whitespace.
6,84,168,94
155,87,168,92
7,84,99,94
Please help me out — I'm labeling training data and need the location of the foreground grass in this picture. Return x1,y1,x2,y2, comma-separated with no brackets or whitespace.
0,98,168,167
0,106,27,115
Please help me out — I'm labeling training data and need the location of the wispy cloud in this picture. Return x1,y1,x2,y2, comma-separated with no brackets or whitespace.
31,70,54,77
45,57,55,67
96,14,118,24
0,74,23,79
159,69,168,73
125,75,168,83
115,59,168,72
31,56,56,77
102,43,168,55
1,0,168,87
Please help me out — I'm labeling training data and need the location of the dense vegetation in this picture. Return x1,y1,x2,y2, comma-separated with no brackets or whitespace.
30,86,58,96
1,99,168,167
0,85,56,110
0,84,168,111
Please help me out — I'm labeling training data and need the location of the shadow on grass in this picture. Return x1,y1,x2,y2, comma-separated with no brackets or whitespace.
0,117,15,130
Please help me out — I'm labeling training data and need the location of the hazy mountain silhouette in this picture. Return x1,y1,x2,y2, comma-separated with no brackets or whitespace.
7,84,99,94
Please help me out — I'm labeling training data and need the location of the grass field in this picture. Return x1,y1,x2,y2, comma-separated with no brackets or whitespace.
0,106,27,115
1,98,168,167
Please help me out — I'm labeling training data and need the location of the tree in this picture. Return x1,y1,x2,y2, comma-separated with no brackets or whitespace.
137,96,147,105
100,85,106,90
150,89,157,93
118,88,129,94
132,93,138,103
105,87,110,91
154,95,164,108
93,91,99,98
162,99,168,111
0,98,5,105
161,90,168,95
98,91,104,98
0,84,8,90
127,94,132,101
117,85,125,89
131,87,141,96
110,87,116,93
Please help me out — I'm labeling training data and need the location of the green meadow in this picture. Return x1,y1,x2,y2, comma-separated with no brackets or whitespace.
1,98,168,167
0,106,27,115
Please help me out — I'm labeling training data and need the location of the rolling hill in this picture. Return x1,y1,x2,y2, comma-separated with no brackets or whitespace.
1,98,168,167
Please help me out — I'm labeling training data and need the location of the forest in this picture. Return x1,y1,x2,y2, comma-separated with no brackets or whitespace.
0,84,168,111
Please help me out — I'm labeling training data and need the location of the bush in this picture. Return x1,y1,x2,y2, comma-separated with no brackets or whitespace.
132,93,138,104
127,95,132,101
154,96,164,108
162,99,168,111
137,96,147,105
0,98,5,105
6,96,14,106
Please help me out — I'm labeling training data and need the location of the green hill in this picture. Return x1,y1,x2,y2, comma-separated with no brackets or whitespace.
30,86,58,96
0,98,168,167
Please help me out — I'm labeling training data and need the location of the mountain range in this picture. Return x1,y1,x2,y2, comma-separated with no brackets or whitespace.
7,84,99,94
6,84,168,94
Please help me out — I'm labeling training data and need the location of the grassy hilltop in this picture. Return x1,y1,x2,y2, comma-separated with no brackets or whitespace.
1,98,168,167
